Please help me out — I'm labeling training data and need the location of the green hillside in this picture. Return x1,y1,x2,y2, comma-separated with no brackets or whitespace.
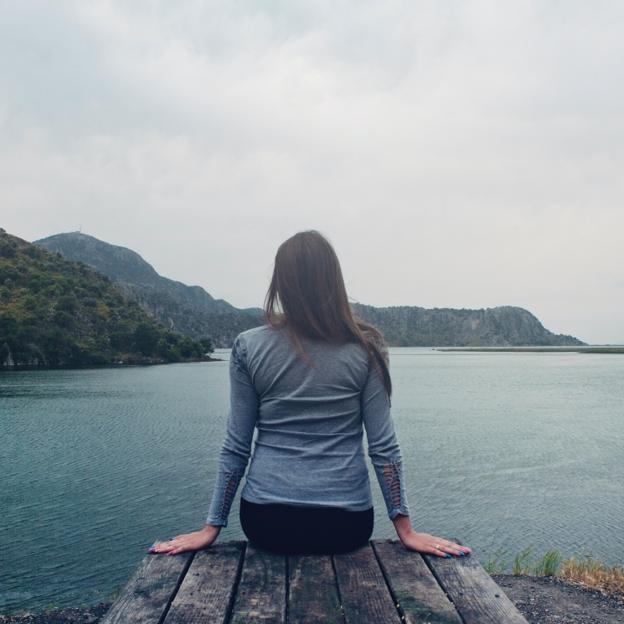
0,229,214,368
36,231,264,347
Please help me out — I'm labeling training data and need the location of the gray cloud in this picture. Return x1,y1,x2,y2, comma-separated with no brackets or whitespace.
1,1,623,343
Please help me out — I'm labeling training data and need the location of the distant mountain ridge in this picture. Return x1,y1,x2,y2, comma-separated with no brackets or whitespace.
350,302,585,347
35,231,586,347
36,232,264,346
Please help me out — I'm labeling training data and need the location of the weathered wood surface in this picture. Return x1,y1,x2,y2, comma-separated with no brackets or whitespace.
423,537,528,624
372,539,462,624
99,550,193,624
288,553,342,624
333,543,401,624
230,544,287,623
162,541,244,624
102,538,528,624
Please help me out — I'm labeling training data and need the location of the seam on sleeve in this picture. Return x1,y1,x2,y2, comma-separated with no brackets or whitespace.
218,469,243,521
382,458,404,510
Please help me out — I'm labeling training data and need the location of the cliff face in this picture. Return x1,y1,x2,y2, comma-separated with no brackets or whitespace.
0,229,213,368
36,232,263,347
350,303,585,346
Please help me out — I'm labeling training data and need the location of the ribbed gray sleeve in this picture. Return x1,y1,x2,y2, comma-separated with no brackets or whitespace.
361,348,410,520
206,334,258,527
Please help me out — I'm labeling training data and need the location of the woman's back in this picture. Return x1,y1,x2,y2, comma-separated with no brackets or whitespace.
206,323,409,526
242,323,373,509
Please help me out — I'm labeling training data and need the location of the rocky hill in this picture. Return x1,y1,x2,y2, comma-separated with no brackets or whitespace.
36,232,263,347
35,231,586,348
0,229,214,368
350,302,585,346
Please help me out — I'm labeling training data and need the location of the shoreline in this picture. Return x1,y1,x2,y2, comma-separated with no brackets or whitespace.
0,355,224,372
4,346,624,371
2,574,622,624
434,346,624,353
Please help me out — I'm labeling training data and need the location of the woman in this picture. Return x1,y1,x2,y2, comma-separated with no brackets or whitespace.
150,230,471,558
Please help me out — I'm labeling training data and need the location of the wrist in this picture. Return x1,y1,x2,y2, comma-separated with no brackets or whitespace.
392,513,414,541
202,523,222,533
397,527,416,541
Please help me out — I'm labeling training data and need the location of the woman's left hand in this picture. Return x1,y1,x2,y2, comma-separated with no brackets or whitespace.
148,525,221,556
399,530,471,557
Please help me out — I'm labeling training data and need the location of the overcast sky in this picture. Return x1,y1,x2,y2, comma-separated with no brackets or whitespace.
2,1,623,344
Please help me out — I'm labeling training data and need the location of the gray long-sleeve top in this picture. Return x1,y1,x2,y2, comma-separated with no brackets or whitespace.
206,324,410,527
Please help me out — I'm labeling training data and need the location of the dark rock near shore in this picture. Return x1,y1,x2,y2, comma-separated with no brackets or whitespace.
492,574,624,624
0,603,111,624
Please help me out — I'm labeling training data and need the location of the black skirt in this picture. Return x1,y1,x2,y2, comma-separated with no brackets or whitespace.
239,496,374,555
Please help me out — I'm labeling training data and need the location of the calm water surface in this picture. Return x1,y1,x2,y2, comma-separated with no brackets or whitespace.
1,347,623,613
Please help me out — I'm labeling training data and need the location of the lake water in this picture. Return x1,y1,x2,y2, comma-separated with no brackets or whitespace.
1,347,623,614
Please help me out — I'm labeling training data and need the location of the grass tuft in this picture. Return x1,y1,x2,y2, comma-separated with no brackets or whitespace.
532,549,563,576
483,547,510,574
512,546,534,575
558,554,624,600
486,546,624,601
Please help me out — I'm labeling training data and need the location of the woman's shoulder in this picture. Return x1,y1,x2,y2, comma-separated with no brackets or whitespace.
236,323,276,342
234,324,282,353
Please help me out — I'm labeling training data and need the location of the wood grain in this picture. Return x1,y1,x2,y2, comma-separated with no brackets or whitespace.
333,542,401,624
162,541,245,624
230,544,287,623
288,553,343,624
423,540,528,624
99,551,193,624
372,539,462,624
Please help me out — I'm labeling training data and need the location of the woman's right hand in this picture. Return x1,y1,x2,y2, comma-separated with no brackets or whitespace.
400,530,472,558
148,524,221,556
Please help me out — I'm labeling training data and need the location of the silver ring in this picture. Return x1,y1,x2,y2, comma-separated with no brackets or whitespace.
434,543,442,550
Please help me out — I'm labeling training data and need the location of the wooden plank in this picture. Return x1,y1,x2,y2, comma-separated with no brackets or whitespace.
333,542,401,624
230,544,287,623
423,538,528,624
288,553,343,624
100,551,193,624
372,539,462,624
162,541,245,624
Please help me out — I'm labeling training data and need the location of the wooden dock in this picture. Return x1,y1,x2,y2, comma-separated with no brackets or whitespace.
101,538,528,623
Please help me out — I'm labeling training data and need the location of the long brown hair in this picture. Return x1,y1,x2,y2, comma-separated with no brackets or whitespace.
263,229,392,398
